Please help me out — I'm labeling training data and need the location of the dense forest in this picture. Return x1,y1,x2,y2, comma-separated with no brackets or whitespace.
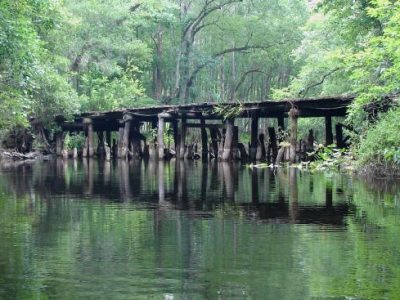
0,0,399,174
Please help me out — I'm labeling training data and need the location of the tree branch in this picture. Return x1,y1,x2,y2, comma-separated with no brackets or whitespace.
182,0,241,39
228,68,268,101
186,40,292,89
299,67,340,97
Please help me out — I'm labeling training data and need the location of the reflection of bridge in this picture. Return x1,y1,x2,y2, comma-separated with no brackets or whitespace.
1,160,353,226
55,96,356,162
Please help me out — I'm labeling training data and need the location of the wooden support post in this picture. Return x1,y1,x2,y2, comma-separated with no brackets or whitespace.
112,138,117,157
151,119,158,144
307,129,314,152
97,131,105,157
106,130,111,148
73,147,78,159
200,118,208,160
289,108,299,163
173,120,181,158
62,138,69,159
222,118,234,161
267,127,278,163
88,124,94,158
325,116,333,146
277,116,285,142
179,117,186,159
130,121,142,158
336,124,344,148
172,120,179,156
117,125,124,158
250,117,258,161
56,132,64,157
82,133,88,158
209,128,219,159
233,126,239,160
259,133,266,161
84,118,94,157
120,114,132,159
237,143,249,161
157,114,165,159
148,120,157,159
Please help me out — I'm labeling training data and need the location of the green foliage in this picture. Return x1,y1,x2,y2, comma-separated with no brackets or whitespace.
79,68,150,112
64,133,86,150
356,107,400,173
163,124,174,147
309,144,348,171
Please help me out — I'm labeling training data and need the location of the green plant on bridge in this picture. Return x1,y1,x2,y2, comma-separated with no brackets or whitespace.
213,102,244,120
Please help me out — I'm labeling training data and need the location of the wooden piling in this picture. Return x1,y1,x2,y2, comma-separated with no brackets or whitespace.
56,132,63,157
336,124,344,148
277,116,285,142
325,116,333,146
250,117,258,161
120,114,132,159
157,114,165,159
130,121,142,158
106,130,111,148
117,125,124,158
259,133,266,161
267,127,278,163
97,131,105,157
83,118,94,157
222,118,234,161
289,108,299,163
179,117,186,159
307,129,314,152
172,120,179,156
209,128,219,159
82,135,88,158
200,118,208,160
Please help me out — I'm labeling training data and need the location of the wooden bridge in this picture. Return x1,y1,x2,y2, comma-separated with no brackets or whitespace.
55,96,355,162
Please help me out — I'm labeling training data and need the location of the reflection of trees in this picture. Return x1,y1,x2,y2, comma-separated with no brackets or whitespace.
1,161,399,298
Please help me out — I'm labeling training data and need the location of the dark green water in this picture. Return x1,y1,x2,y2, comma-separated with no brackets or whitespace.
0,159,399,299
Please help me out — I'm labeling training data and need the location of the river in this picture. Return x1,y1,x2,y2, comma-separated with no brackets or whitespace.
0,159,399,299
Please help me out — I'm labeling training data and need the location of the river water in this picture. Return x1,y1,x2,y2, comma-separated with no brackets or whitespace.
0,159,399,299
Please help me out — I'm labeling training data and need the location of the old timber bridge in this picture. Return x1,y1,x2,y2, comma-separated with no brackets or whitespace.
55,96,355,162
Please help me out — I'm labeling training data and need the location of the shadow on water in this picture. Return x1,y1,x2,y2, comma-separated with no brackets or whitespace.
1,159,400,299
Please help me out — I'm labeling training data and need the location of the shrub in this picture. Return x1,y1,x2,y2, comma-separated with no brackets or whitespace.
356,107,400,176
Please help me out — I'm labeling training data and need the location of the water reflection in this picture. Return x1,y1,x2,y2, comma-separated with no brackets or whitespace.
0,159,353,226
1,160,400,299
